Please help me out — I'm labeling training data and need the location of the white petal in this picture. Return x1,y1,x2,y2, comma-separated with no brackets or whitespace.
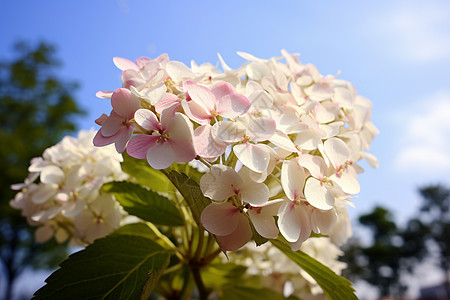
330,167,360,194
294,129,322,151
248,117,276,142
310,208,338,235
324,138,350,169
269,131,297,153
239,181,269,206
248,199,284,239
304,177,335,210
234,143,270,173
40,165,64,185
281,159,306,201
32,184,58,204
200,202,240,236
166,61,195,82
290,206,312,251
211,121,245,143
297,154,326,179
199,165,242,201
278,202,301,242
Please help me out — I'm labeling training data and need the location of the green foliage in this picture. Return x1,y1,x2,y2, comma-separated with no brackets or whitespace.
121,153,171,193
102,181,184,226
33,223,170,300
163,170,211,227
271,238,357,300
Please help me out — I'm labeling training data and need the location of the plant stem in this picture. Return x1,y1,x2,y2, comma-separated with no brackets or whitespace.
191,264,209,300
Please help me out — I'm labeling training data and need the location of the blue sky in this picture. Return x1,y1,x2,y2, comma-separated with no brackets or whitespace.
2,0,450,296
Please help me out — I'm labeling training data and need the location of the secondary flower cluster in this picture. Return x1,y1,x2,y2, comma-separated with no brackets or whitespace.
230,238,347,299
10,130,127,245
93,50,378,251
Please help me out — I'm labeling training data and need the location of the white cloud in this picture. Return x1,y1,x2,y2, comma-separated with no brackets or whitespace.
393,91,450,174
368,1,450,63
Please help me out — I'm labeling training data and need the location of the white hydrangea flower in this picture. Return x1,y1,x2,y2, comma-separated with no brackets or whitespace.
10,130,127,245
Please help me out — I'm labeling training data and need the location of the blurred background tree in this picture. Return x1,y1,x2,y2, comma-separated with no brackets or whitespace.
341,185,450,300
0,41,85,300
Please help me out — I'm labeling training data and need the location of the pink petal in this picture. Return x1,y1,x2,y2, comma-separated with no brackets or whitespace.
278,202,301,242
114,126,134,153
127,135,158,159
146,141,175,169
216,93,251,119
200,202,240,236
113,57,139,71
95,113,109,126
171,139,196,163
155,93,181,114
194,125,227,159
93,130,116,147
111,88,140,118
122,70,146,89
216,213,252,251
234,143,271,173
100,112,123,137
304,177,335,210
211,81,236,100
183,81,215,112
181,100,211,125
134,109,160,131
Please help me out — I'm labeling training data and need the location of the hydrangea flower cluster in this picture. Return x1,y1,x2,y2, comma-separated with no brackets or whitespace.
230,238,347,299
93,50,378,251
10,130,127,245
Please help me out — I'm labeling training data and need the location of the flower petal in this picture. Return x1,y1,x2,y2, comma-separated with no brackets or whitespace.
146,141,175,169
200,165,242,201
278,201,301,243
200,202,240,236
111,88,140,118
216,213,252,251
194,125,227,159
239,180,269,206
234,143,271,173
127,134,158,159
134,109,160,131
281,159,306,201
248,117,276,142
304,177,335,210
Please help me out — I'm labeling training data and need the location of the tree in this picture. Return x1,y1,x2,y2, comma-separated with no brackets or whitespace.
416,185,450,298
341,206,407,299
0,41,85,300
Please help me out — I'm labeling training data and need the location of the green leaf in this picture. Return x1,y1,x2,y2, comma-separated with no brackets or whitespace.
271,238,357,300
201,263,248,290
103,181,184,226
33,223,170,300
121,153,171,193
162,170,211,226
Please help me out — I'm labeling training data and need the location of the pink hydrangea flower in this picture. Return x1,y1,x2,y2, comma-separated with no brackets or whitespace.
93,88,140,153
